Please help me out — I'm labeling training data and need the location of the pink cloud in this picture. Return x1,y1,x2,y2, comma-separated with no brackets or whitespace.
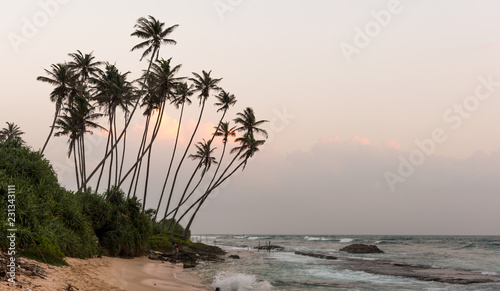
382,140,400,150
348,135,371,145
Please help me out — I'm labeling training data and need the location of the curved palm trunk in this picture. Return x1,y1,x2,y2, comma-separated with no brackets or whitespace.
96,126,112,193
113,113,120,186
41,102,61,154
181,158,247,238
73,142,80,189
128,115,150,198
155,101,185,221
79,47,158,193
118,114,128,182
143,101,166,211
161,99,206,233
168,165,202,234
81,135,87,189
107,114,115,191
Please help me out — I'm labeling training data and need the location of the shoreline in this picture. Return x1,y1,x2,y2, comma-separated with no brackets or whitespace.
2,255,210,290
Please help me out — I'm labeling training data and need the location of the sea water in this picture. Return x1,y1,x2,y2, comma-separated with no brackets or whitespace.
190,235,500,291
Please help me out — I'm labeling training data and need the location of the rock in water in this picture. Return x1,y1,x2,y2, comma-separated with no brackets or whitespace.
340,244,384,254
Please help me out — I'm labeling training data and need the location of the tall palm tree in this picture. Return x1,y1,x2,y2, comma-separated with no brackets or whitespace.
92,63,134,191
155,82,193,219
81,16,178,192
0,122,25,143
37,63,78,154
168,139,217,236
161,70,221,230
55,95,103,189
141,58,183,210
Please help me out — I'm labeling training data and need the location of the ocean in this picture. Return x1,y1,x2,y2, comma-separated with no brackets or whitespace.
190,235,500,291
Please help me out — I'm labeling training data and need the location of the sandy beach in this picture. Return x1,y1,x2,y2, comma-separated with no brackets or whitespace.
2,256,209,291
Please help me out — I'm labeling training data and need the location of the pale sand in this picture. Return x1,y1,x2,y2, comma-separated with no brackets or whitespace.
1,256,210,291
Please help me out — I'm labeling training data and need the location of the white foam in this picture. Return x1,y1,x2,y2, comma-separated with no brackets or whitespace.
482,271,500,277
339,238,354,243
304,236,331,241
212,271,273,291
233,235,248,239
248,236,268,240
374,241,382,244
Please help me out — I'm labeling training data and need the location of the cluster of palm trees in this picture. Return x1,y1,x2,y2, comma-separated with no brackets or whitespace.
37,15,268,238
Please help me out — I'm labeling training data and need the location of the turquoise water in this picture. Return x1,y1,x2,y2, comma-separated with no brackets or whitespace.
191,235,500,291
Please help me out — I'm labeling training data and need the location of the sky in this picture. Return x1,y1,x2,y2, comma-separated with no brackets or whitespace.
1,0,500,235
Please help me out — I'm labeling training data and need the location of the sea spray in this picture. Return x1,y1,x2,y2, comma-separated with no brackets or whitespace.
212,271,273,291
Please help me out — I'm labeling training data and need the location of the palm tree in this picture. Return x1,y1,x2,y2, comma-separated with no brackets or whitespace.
155,82,193,219
141,58,183,210
81,16,178,192
161,70,222,230
130,15,179,64
68,50,102,83
55,95,103,189
234,107,269,138
92,63,134,191
37,63,78,154
168,139,217,236
0,122,25,143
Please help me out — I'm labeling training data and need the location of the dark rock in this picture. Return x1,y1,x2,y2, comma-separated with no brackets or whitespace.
183,260,197,269
340,244,384,254
295,251,337,260
228,255,240,259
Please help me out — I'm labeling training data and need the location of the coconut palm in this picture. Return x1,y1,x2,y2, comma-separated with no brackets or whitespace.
130,15,179,63
68,50,102,83
55,95,103,189
37,63,78,154
92,63,134,191
161,70,222,229
169,139,217,236
141,58,183,210
155,82,193,219
234,107,269,138
0,122,25,143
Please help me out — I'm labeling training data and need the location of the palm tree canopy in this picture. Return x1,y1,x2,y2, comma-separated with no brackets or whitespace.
68,50,103,81
214,90,237,112
214,121,236,144
234,107,269,138
189,139,217,171
148,58,184,104
92,63,135,116
37,63,78,105
171,82,194,109
0,122,25,142
55,95,104,157
189,70,222,104
130,16,179,61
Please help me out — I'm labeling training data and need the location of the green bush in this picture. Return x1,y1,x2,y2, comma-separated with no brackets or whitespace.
0,140,98,264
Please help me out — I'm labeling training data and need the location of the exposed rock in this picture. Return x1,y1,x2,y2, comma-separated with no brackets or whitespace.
148,243,226,268
340,244,384,254
295,251,337,260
